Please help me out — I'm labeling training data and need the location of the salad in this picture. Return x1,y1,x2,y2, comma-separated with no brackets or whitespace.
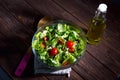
32,21,86,68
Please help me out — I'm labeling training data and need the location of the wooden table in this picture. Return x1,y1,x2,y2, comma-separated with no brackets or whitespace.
0,0,120,80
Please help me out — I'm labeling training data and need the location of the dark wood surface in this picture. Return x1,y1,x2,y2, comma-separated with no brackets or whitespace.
0,0,120,80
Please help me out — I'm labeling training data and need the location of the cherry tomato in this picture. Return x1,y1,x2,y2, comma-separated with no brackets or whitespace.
66,40,74,49
43,36,48,41
68,48,75,53
49,48,58,56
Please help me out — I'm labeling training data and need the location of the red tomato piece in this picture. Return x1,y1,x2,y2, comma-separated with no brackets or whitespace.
68,48,75,53
58,38,64,44
66,40,74,49
43,36,48,41
49,48,58,56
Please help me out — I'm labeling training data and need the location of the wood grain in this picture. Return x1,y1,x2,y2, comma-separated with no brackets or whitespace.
72,52,116,80
52,0,99,28
87,42,120,75
0,5,30,54
2,0,42,30
70,70,84,80
0,0,120,80
24,0,87,30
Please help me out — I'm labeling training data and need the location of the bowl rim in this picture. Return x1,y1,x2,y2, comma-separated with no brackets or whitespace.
32,20,87,70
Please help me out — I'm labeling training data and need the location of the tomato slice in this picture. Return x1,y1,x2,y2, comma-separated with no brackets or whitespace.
58,38,64,44
66,40,74,49
43,36,48,41
41,42,46,48
49,48,58,56
68,48,75,53
62,61,69,66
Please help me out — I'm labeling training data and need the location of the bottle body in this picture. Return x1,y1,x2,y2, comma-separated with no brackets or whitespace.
86,18,106,45
86,3,107,45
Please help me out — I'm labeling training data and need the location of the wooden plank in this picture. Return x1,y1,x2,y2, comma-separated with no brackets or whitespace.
104,5,120,51
70,70,85,80
87,41,120,75
72,52,116,80
1,0,42,34
45,75,68,80
13,76,48,80
73,65,96,80
0,0,45,54
0,4,39,79
0,6,30,53
52,0,99,27
103,32,120,53
102,3,120,51
2,0,37,26
24,0,87,30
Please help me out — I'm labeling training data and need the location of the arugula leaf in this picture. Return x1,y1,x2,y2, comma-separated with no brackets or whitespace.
35,32,41,39
51,37,58,47
62,52,76,64
32,40,40,50
46,58,60,67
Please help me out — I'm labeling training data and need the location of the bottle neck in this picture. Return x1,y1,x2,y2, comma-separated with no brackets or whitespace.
94,9,106,21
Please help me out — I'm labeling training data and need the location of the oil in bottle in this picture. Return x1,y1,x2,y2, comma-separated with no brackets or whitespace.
86,3,107,45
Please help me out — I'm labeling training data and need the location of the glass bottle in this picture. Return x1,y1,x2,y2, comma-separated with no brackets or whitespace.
86,3,107,45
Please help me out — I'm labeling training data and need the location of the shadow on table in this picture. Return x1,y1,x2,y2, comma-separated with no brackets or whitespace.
115,75,120,80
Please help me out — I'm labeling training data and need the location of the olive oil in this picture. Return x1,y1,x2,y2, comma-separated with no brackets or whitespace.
86,3,107,45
